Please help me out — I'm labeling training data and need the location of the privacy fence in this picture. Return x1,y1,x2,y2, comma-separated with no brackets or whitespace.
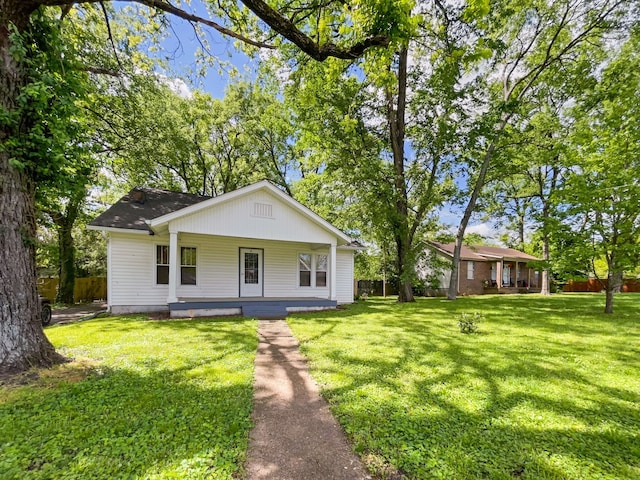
38,277,107,303
562,278,640,293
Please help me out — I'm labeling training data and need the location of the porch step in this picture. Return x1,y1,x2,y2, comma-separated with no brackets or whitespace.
242,304,288,319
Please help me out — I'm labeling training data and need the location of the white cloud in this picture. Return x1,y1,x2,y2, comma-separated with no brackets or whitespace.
466,222,496,238
162,76,193,99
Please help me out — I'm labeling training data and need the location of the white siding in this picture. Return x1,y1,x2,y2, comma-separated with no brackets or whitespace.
176,233,331,299
336,250,355,304
169,191,336,244
109,233,168,308
418,251,452,292
108,233,356,308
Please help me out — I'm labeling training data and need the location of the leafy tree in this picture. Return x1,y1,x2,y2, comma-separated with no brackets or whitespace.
0,0,394,373
446,0,629,300
559,29,640,314
281,1,473,302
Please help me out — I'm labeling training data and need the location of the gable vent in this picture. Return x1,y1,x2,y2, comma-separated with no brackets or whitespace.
253,202,273,218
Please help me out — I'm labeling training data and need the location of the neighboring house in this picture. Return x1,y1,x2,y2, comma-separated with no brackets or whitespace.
88,180,362,318
424,241,542,296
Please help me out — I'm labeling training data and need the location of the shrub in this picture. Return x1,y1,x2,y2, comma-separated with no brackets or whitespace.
458,312,483,334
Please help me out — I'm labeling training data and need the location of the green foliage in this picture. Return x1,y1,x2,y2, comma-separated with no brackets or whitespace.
1,9,92,185
100,78,295,196
0,316,257,479
457,312,483,334
555,28,640,302
289,295,640,479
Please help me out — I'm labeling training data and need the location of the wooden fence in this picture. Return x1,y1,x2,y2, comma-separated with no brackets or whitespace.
38,277,107,303
563,278,640,293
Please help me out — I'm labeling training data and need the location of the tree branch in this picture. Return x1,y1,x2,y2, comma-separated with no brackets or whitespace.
239,0,389,60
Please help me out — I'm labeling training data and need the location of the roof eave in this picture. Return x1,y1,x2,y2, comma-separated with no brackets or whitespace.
87,225,151,235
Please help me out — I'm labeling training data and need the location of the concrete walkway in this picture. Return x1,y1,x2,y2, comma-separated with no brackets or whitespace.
245,320,369,480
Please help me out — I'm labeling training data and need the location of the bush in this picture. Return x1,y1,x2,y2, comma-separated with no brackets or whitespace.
458,312,483,334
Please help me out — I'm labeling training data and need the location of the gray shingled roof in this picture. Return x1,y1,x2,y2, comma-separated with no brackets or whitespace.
89,187,210,232
430,241,539,261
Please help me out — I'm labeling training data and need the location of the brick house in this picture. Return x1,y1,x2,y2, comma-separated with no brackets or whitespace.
424,242,542,295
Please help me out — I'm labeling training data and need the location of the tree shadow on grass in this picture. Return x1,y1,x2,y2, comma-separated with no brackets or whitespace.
0,363,254,480
289,297,640,479
3,317,259,480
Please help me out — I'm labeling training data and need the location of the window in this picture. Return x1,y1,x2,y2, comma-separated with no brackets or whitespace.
244,252,259,284
299,253,312,287
467,261,474,280
156,245,169,285
299,253,329,287
181,247,197,285
316,254,328,287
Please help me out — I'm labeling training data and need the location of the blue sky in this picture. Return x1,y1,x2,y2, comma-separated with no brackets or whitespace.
156,0,258,98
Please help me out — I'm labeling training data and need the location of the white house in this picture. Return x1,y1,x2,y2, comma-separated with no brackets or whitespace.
88,180,362,318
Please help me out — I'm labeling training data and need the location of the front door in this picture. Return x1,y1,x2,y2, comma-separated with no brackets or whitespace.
502,264,511,286
240,248,263,297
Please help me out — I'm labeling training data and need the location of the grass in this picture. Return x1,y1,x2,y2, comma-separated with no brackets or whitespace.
0,316,257,480
288,294,640,479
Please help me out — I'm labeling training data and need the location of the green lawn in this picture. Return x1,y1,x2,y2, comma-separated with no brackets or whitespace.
0,316,257,480
288,294,640,480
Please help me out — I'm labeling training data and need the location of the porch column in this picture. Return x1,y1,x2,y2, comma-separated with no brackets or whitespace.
515,262,519,287
330,243,337,301
497,261,503,290
168,230,179,304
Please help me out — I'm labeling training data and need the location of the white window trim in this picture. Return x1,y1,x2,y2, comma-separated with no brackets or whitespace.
180,246,198,286
154,243,170,288
298,252,330,289
467,261,474,280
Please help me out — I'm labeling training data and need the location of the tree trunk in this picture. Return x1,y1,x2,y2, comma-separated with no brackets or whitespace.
52,189,84,305
540,232,551,295
0,1,64,373
604,276,615,314
604,256,618,314
539,183,554,295
388,47,414,303
611,270,623,294
448,140,500,300
56,217,76,304
396,234,414,302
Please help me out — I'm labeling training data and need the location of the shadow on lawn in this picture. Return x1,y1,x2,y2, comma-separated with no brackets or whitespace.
291,297,640,479
2,318,258,480
1,367,253,479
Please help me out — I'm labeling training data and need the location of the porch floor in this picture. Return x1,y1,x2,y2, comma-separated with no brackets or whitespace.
169,297,337,318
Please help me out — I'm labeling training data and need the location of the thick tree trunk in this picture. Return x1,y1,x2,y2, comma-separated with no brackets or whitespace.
388,47,414,303
396,234,414,302
0,1,64,373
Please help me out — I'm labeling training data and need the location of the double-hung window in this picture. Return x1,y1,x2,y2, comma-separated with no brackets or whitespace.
315,254,328,287
467,261,475,280
299,253,328,288
156,245,197,285
299,253,312,287
181,247,197,285
156,245,169,285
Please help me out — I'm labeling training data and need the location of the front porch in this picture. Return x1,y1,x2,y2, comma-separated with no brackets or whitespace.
486,259,541,294
170,297,337,318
